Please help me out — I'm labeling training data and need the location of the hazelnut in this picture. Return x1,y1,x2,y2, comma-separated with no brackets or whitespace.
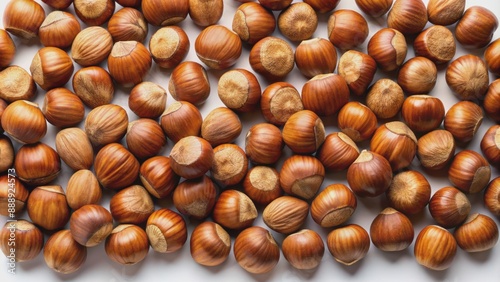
2,100,46,144
414,25,456,64
44,230,87,274
108,41,152,86
160,101,202,143
282,229,324,270
280,155,325,200
14,142,61,186
485,39,500,77
85,104,129,147
258,0,292,10
30,47,74,91
42,88,85,128
142,0,189,26
0,220,43,262
387,0,428,35
110,185,154,224
456,6,498,49
429,187,471,228
66,170,102,210
0,66,36,102
129,81,167,119
311,183,357,228
233,226,280,274
260,82,303,126
105,224,149,265
249,36,295,81
446,55,489,100
39,11,81,49
282,110,325,154
0,174,28,216
484,79,500,123
347,150,393,197
327,9,369,50
42,0,73,10
217,69,261,112
189,0,223,27
355,0,392,17
55,127,94,171
213,189,257,230
337,50,377,96
427,0,465,26
327,224,370,265
337,101,377,142
417,129,455,170
454,213,499,253
170,136,213,179
245,123,283,165
168,61,210,105
243,166,282,206
444,101,483,143
481,125,500,167
301,74,350,117
232,2,276,45
484,177,500,216
27,185,69,231
401,95,445,133
94,143,140,190
146,208,187,253
303,0,340,13
263,196,309,234
201,107,242,147
3,0,45,40
172,176,217,220
108,7,148,42
278,2,318,42
74,0,115,26
71,27,113,67
366,79,405,119
368,28,407,72
149,26,190,69
370,207,414,252
211,144,248,187
414,225,457,271
386,170,431,215
190,221,231,266
140,156,180,199
72,66,115,108
317,132,360,172
126,119,166,160
398,57,437,95
449,150,491,194
371,122,417,171
295,38,337,79
195,25,241,70
69,204,113,247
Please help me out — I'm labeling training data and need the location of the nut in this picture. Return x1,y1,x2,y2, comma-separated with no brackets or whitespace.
446,55,489,100
484,79,500,123
211,144,248,187
295,38,337,78
126,119,166,160
243,166,282,206
149,26,190,69
355,0,392,17
233,226,280,274
366,79,405,119
337,50,377,96
217,69,261,112
337,101,377,142
213,189,257,230
427,0,465,25
85,104,129,147
55,127,94,171
282,110,326,154
2,100,46,144
327,9,369,50
39,11,81,48
195,25,242,70
301,73,350,116
0,220,43,262
370,122,417,171
3,0,45,40
42,0,73,10
72,66,115,108
140,156,180,199
169,136,214,179
260,82,303,126
42,88,85,128
27,185,69,230
429,186,471,228
30,47,74,91
249,36,295,81
397,57,437,94
108,7,148,42
401,95,445,133
485,177,500,216
69,204,113,247
108,41,152,86
168,61,210,105
370,207,414,252
14,142,61,186
449,150,491,194
110,185,154,224
454,213,499,253
414,25,456,64
189,0,223,27
43,230,87,274
347,150,393,197
172,176,217,220
190,221,231,266
74,0,115,26
141,0,189,26
414,225,457,271
485,39,500,77
129,81,167,119
0,66,36,102
71,27,113,67
368,28,407,72
258,0,292,10
66,170,102,210
481,125,500,167
311,183,357,228
387,0,428,35
280,155,325,200
417,129,455,170
160,101,202,143
326,224,370,265
146,208,187,253
0,174,28,216
245,123,283,165
282,229,324,270
105,224,149,265
444,101,483,143
386,170,431,215
455,6,498,49
94,143,140,190
263,196,309,234
304,0,339,13
201,107,242,147
317,132,360,172
278,2,318,42
232,2,276,45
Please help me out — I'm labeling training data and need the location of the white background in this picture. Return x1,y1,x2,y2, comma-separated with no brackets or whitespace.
1,0,500,281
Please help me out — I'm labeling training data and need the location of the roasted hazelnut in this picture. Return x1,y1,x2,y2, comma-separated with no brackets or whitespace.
454,213,499,253
347,150,393,197
0,220,43,262
414,225,457,271
218,69,261,113
69,204,113,247
387,0,427,35
42,0,73,10
446,55,489,100
449,150,491,194
146,208,187,253
189,0,223,26
173,176,217,219
263,196,309,234
444,101,483,143
3,0,45,40
327,9,369,50
126,119,166,160
366,79,405,119
74,0,115,26
0,174,28,216
260,82,303,126
55,127,94,171
142,0,189,26
484,177,500,216
66,170,102,210
484,79,500,123
190,221,231,266
280,155,324,200
485,39,500,77
44,230,87,274
311,184,357,228
30,47,74,91
108,8,148,42
258,0,292,10
417,129,455,170
0,66,36,102
414,25,456,64
245,123,283,165
233,226,280,274
129,81,167,119
282,110,325,154
42,88,85,128
295,38,337,78
401,95,445,133
195,25,241,70
302,74,350,117
456,6,498,49
168,61,210,105
481,125,500,167
2,100,46,144
71,27,113,67
72,66,115,108
160,101,202,143
317,132,360,172
201,107,242,147
303,0,340,13
85,104,128,147
368,28,407,72
213,189,257,230
371,122,417,171
27,185,69,231
327,224,370,265
337,50,377,96
94,143,140,190
427,0,465,26
386,170,431,215
338,102,377,142
39,11,81,49
278,2,317,42
429,187,471,228
355,0,392,17
14,142,61,186
282,229,324,270
232,2,276,45
249,36,295,81
370,208,414,252
243,166,282,206
140,156,180,199
105,224,149,265
398,57,437,95
108,41,152,86
149,26,190,69
211,144,248,187
169,136,214,179
110,185,154,224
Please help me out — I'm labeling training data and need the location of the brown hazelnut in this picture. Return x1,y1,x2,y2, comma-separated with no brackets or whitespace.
2,100,46,144
278,2,318,42
211,144,248,187
195,25,242,70
66,170,102,210
129,81,167,119
414,225,457,271
484,79,500,123
429,186,471,228
386,170,431,215
337,101,378,142
317,132,360,172
245,123,283,165
301,74,350,117
85,104,129,147
485,39,500,77
282,110,326,154
347,150,393,197
213,189,257,230
449,150,491,194
260,82,303,126
105,224,149,265
337,50,377,96
169,136,214,179
146,208,188,253
0,220,43,262
160,101,203,143
3,0,45,40
327,224,370,265
427,0,465,26
201,107,242,147
401,95,445,133
189,0,223,26
71,27,113,67
295,38,337,79
263,196,309,234
172,176,217,220
370,122,417,171
44,230,87,274
446,55,489,100
42,0,73,10
484,177,500,216
39,11,81,49
108,7,148,42
414,25,456,64
55,127,94,171
110,185,154,224
444,101,483,143
30,47,74,91
370,207,414,252
42,88,85,128
311,184,357,228
217,69,261,112
74,0,115,26
0,66,36,102
243,166,282,206
72,66,115,108
249,36,295,81
0,174,28,216
190,221,230,266
107,41,152,86
140,156,180,199
398,57,437,95
232,2,276,45
417,129,455,170
355,0,392,17
387,0,428,35
327,9,369,50
304,0,340,13
126,119,166,160
282,229,324,270
27,185,69,231
280,155,325,200
258,0,292,10
149,26,190,69
168,61,210,105
481,125,500,168
366,79,405,119
456,6,498,49
69,204,113,247
454,213,499,252
368,28,407,72
142,0,189,26
14,142,61,186
233,226,280,274
94,143,140,190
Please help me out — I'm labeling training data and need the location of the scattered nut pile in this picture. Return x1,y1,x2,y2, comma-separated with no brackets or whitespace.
0,0,500,278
